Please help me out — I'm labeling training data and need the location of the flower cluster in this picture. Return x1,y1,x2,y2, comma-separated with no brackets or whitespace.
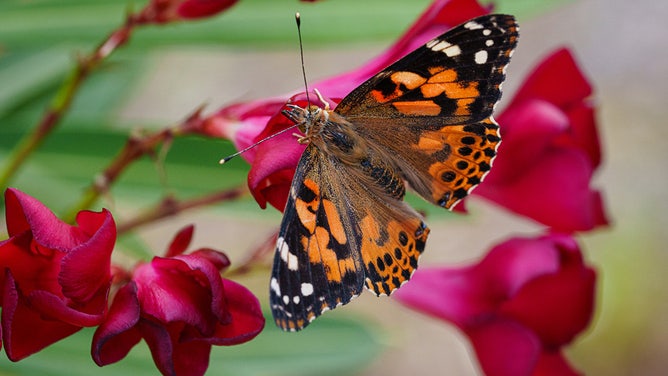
204,0,609,374
0,0,609,374
0,189,264,375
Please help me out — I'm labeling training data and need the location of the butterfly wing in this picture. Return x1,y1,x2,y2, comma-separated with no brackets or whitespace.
335,14,519,208
270,144,429,331
270,145,364,331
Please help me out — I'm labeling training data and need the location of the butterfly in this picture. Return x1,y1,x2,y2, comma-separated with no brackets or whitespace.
269,14,519,331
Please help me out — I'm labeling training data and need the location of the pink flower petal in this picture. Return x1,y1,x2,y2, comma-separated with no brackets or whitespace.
499,243,596,347
165,225,194,257
92,283,143,366
177,0,239,20
4,188,85,248
202,279,264,345
134,258,220,334
511,48,592,111
59,208,115,303
2,271,80,361
468,319,541,376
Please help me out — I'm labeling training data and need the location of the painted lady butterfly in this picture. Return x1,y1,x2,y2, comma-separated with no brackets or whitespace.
270,14,519,331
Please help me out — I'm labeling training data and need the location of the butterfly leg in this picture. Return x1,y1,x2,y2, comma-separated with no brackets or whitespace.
313,88,331,110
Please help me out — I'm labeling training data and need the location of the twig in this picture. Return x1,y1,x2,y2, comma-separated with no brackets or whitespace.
0,17,138,189
116,186,247,235
63,106,205,222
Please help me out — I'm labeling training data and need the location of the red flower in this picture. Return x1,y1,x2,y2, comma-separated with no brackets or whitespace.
0,188,115,360
135,0,239,24
393,234,596,376
204,0,490,211
92,225,264,376
474,48,608,232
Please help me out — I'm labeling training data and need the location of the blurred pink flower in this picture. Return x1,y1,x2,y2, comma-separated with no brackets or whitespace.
394,234,596,376
0,188,115,360
474,48,608,232
135,0,239,24
92,225,264,376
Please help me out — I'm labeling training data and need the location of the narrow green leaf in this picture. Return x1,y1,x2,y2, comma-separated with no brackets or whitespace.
0,313,382,375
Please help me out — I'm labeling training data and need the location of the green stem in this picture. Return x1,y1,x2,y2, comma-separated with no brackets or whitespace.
0,18,136,190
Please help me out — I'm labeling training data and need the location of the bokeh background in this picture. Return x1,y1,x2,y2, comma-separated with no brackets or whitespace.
1,0,666,374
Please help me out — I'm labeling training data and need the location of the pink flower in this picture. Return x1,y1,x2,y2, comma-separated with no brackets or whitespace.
394,234,596,376
204,0,491,211
474,48,608,232
92,225,264,376
135,0,239,24
0,188,115,360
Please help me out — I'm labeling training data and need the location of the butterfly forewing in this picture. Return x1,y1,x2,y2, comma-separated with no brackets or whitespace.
337,14,519,125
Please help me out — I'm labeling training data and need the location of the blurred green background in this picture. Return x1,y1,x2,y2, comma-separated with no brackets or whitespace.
1,0,667,374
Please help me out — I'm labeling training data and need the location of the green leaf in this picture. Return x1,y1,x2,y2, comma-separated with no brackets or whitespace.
0,313,382,375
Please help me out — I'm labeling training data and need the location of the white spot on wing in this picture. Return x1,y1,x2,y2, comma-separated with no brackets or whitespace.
483,29,492,36
464,21,483,30
486,39,494,46
283,295,289,304
444,44,461,57
425,39,439,48
277,236,299,271
270,277,281,296
428,40,461,57
293,296,300,304
475,50,488,64
430,40,451,51
301,283,314,296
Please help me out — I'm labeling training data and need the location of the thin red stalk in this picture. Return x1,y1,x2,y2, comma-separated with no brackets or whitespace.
0,18,137,189
116,186,247,235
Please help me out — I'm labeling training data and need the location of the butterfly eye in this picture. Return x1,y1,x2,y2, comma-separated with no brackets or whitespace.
282,104,307,124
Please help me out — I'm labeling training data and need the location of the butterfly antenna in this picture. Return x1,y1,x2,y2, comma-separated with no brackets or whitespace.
220,13,309,165
219,123,300,164
295,12,311,107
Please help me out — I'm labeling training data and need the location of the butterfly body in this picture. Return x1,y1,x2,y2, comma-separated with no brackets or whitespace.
271,14,519,331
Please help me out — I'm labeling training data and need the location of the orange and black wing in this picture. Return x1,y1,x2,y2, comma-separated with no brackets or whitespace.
270,145,429,331
336,14,519,208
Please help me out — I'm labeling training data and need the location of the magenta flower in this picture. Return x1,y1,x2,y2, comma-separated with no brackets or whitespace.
0,188,115,360
394,234,596,376
135,0,239,24
92,225,264,376
474,48,608,232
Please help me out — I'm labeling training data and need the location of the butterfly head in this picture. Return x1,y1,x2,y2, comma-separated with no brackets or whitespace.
282,103,330,143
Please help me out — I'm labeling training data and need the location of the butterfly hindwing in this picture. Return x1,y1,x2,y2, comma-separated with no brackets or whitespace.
270,145,366,331
270,144,431,330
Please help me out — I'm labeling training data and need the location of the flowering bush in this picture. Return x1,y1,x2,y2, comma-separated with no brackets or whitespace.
202,0,608,373
0,0,610,374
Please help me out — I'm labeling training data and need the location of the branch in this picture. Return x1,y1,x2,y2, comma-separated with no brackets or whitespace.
116,186,247,235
